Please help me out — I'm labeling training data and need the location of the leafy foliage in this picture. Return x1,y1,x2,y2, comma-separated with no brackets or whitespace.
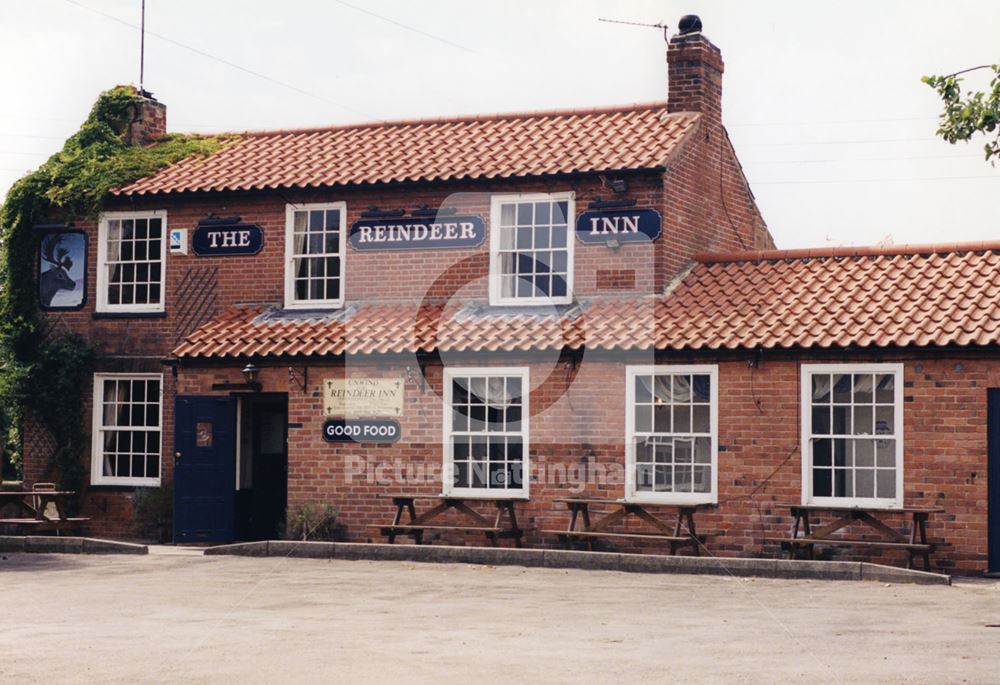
132,482,173,542
288,503,340,541
923,65,1000,163
0,85,231,491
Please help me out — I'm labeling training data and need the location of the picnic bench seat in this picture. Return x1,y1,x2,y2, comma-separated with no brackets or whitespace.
546,498,715,556
373,494,526,547
0,488,87,535
770,504,943,570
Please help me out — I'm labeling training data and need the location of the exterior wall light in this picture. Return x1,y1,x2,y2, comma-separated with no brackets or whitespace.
241,363,262,391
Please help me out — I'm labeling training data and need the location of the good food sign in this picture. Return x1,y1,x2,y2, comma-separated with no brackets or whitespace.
322,418,401,444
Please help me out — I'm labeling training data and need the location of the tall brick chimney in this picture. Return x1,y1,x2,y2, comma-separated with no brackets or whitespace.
666,15,724,122
125,89,167,146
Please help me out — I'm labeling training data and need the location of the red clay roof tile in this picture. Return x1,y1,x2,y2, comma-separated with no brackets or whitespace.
116,103,699,196
172,242,1000,359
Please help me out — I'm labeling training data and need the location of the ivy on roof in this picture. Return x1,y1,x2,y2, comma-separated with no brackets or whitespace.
0,85,231,492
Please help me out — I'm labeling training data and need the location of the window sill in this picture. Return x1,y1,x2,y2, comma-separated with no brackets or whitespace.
87,482,161,492
93,310,167,320
803,498,904,511
624,495,718,507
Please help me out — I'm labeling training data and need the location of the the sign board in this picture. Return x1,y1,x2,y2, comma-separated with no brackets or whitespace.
322,418,401,444
575,208,662,244
323,378,405,417
169,228,188,255
192,222,264,256
349,216,486,251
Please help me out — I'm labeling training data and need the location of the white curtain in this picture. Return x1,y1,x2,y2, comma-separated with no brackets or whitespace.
106,219,124,287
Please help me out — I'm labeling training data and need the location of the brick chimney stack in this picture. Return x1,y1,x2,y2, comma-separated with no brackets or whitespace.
666,15,724,122
125,89,167,146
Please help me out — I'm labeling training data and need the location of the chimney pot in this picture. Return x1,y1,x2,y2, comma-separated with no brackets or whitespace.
678,14,702,35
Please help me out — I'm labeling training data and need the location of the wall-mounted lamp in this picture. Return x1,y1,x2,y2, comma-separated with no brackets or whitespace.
212,363,261,392
610,178,629,193
242,363,260,386
288,366,309,394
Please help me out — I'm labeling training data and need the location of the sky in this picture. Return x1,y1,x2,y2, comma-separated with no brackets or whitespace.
1,0,997,249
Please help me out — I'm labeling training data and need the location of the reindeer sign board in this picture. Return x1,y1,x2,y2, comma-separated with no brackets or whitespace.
38,230,86,310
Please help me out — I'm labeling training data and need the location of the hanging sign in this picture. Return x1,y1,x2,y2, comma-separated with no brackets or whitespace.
323,378,405,417
575,208,662,244
349,216,486,251
192,220,264,256
322,418,401,444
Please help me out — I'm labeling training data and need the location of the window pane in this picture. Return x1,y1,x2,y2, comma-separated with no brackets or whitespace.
812,406,831,435
813,438,832,466
876,471,896,499
692,404,710,433
832,374,851,403
855,468,875,498
812,374,831,403
853,406,873,435
875,405,894,435
875,374,895,403
854,439,875,467
876,439,896,467
853,374,874,403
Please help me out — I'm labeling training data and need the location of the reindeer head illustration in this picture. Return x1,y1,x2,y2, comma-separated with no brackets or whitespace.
39,234,78,307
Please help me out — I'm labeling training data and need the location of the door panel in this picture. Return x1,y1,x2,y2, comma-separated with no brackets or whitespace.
173,395,237,543
989,389,1000,573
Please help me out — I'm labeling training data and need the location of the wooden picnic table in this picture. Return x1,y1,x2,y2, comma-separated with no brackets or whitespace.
543,497,714,555
371,493,526,547
766,503,944,571
0,489,89,534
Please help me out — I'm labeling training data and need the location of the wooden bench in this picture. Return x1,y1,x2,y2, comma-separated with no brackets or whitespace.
770,504,943,571
373,494,526,547
0,489,88,535
545,498,715,556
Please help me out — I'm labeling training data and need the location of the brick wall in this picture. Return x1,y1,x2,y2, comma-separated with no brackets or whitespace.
172,350,996,574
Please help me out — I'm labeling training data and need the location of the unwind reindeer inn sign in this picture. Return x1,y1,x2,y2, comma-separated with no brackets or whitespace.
322,378,404,444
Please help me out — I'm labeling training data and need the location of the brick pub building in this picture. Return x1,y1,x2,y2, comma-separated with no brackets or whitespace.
21,18,1000,574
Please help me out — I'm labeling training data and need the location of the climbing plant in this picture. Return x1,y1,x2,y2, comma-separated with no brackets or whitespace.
0,85,231,492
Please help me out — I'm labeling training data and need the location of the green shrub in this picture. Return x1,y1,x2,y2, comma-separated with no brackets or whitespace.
287,503,340,541
132,483,173,543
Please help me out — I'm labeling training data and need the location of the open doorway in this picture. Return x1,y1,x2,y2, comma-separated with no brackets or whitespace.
236,395,288,541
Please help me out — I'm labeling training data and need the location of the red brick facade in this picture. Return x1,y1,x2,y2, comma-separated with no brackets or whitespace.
20,23,999,576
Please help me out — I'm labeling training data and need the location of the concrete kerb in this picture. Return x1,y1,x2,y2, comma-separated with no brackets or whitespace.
202,541,951,585
0,536,148,555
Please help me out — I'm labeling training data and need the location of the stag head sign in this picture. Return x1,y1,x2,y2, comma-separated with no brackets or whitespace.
38,229,86,310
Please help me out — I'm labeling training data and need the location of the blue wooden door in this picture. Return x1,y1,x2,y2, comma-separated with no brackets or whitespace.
173,396,237,543
989,389,1000,573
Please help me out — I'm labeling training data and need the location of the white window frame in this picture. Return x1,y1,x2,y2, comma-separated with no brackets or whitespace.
90,372,164,487
625,365,719,505
800,363,904,509
283,201,347,310
488,192,575,306
96,210,168,313
442,367,530,499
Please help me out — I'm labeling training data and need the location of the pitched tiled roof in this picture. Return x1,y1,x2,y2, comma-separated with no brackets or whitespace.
172,241,1000,360
654,241,1000,350
116,103,699,196
172,299,657,359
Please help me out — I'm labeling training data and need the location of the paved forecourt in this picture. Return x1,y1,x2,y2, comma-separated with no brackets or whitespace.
1,551,997,683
